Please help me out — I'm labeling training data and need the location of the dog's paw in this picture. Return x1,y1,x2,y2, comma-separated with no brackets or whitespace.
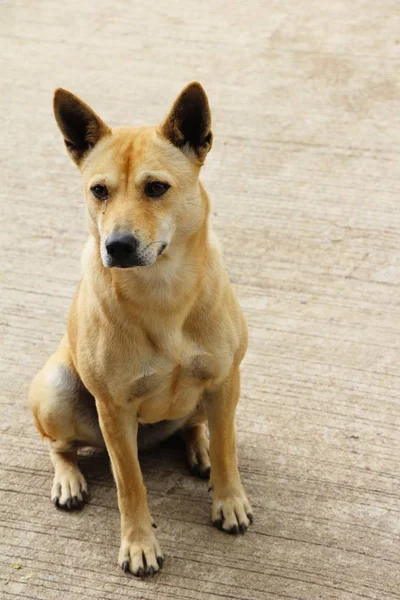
51,468,88,510
186,431,211,479
119,531,163,577
212,492,253,535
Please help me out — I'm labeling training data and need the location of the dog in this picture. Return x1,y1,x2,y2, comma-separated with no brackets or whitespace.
29,82,253,577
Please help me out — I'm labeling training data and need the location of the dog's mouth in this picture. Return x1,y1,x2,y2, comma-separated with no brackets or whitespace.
157,243,167,257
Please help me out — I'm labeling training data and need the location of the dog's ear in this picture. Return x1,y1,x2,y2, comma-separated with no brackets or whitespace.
161,82,213,163
53,89,111,165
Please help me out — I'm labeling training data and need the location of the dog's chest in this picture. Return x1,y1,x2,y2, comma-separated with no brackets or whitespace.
129,336,231,423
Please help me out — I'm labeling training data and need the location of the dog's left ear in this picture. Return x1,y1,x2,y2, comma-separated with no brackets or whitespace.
161,82,213,163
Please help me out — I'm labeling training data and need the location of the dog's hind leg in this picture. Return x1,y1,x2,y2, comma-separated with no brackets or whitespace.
181,404,211,479
49,445,88,510
29,336,104,510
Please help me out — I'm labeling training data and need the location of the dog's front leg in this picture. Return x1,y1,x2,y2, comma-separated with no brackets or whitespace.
95,398,163,576
205,368,253,534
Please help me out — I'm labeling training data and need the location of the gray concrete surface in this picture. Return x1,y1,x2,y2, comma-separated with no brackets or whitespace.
1,1,400,598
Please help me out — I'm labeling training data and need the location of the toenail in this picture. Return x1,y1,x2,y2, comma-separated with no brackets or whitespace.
121,560,130,573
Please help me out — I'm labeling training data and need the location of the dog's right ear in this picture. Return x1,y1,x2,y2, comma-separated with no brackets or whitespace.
53,89,111,165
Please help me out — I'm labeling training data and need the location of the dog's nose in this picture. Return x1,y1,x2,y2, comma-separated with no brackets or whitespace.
105,232,139,267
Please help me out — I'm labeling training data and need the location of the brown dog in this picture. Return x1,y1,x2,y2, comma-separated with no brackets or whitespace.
29,83,252,576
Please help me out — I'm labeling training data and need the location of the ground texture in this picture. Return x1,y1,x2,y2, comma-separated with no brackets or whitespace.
1,1,400,599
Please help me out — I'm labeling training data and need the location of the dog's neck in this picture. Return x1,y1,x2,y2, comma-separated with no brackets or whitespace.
111,222,208,317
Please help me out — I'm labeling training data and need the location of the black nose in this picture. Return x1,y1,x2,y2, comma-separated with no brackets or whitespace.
105,232,139,267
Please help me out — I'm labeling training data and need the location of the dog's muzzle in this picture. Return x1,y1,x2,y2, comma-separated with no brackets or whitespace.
105,232,143,268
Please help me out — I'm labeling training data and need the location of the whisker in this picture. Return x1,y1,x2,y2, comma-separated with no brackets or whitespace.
141,240,165,252
185,193,202,207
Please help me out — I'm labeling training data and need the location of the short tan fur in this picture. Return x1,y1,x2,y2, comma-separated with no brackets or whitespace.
29,82,252,577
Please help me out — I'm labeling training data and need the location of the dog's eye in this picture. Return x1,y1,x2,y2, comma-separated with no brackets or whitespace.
91,184,109,200
144,181,170,199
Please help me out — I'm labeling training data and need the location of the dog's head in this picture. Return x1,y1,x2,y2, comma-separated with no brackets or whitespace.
53,83,213,269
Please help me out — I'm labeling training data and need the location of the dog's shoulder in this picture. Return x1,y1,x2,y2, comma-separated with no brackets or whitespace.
185,240,247,361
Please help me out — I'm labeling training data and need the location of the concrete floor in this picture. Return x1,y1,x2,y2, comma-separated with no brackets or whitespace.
1,1,400,598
